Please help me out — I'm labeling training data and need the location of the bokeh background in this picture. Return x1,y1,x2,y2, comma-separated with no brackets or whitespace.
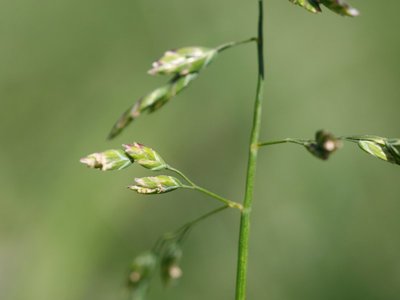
1,1,400,299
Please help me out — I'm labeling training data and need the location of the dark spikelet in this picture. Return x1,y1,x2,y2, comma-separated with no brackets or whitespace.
108,101,141,140
107,74,198,140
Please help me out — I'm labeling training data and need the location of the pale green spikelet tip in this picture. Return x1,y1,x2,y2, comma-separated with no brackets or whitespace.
321,0,359,17
346,7,359,17
80,149,132,171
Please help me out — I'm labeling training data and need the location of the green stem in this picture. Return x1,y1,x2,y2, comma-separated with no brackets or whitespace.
168,166,243,210
167,166,197,186
176,205,230,243
216,37,258,53
235,1,264,299
258,138,309,147
182,205,229,229
339,136,362,143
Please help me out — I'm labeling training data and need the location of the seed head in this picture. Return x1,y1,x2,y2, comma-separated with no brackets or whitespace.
148,47,218,76
123,143,167,171
80,149,132,171
129,175,183,194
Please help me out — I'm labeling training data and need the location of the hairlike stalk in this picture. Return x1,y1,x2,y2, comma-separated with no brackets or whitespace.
235,1,265,299
216,37,258,53
167,166,243,210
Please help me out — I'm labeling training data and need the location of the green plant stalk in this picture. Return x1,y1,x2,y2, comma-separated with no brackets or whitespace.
181,205,229,230
175,204,230,243
153,205,229,253
192,185,243,210
235,1,264,299
258,138,309,147
216,37,258,53
167,166,197,186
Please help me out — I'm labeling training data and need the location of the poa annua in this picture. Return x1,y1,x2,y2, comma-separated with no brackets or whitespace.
80,1,399,299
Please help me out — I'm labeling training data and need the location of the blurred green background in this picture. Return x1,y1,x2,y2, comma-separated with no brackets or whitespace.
1,1,400,299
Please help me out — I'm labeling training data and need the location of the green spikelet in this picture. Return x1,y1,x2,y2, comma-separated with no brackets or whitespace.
348,136,400,165
320,0,359,16
108,74,198,139
80,149,132,171
123,143,167,171
149,47,218,76
129,175,183,194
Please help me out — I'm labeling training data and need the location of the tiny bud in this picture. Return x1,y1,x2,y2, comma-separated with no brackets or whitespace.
128,251,158,288
160,242,183,286
80,149,132,171
305,130,341,160
123,143,167,171
148,47,218,76
129,175,183,194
